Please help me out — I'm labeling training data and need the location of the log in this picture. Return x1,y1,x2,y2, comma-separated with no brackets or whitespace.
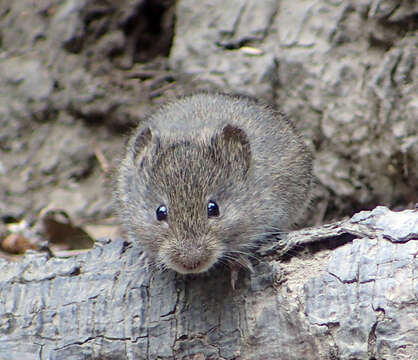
0,206,417,360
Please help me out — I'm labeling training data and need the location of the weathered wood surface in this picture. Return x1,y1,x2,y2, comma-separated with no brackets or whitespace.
0,206,417,360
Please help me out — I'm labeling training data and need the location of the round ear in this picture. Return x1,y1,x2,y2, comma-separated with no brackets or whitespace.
222,124,250,149
132,127,152,160
220,124,251,175
131,127,160,170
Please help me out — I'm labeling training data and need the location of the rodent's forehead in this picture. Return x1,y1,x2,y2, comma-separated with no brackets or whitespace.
152,144,219,187
148,141,238,199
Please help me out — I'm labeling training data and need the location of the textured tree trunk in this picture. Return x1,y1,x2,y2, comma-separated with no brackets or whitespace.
0,206,416,360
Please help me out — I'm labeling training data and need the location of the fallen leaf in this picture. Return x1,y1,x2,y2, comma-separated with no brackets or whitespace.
1,233,37,254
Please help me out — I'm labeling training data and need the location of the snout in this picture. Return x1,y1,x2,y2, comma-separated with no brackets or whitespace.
161,240,220,274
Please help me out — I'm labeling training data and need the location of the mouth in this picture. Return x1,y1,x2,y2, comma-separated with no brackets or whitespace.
160,246,220,274
159,239,223,275
167,256,216,274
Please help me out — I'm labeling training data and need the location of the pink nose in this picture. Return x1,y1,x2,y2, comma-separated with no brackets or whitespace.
180,257,205,271
178,253,207,272
169,246,212,274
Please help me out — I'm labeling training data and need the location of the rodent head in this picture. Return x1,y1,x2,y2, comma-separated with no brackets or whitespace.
118,124,254,274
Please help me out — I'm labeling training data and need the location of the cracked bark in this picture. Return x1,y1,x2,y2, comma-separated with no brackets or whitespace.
0,206,416,360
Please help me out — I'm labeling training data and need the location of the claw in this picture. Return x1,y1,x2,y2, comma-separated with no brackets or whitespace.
230,266,239,290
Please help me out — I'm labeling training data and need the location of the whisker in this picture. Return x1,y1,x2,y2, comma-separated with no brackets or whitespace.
225,250,259,262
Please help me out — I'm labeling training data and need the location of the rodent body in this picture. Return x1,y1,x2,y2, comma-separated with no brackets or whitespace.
116,93,312,274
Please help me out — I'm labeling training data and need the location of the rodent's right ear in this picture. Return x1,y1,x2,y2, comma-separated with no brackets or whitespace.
132,127,152,159
131,127,159,169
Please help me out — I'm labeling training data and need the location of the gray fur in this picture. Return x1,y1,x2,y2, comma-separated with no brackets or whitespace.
115,93,312,274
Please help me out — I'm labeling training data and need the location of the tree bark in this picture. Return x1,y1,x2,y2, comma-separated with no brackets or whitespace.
0,206,416,360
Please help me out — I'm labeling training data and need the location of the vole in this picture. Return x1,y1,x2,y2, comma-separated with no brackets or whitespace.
115,93,312,278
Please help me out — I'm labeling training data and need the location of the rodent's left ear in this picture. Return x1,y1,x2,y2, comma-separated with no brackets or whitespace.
221,124,251,173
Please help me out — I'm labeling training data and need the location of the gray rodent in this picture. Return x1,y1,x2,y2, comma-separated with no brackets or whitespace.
115,93,312,275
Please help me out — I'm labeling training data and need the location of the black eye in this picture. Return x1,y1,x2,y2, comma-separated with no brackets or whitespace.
207,200,219,217
156,205,168,221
